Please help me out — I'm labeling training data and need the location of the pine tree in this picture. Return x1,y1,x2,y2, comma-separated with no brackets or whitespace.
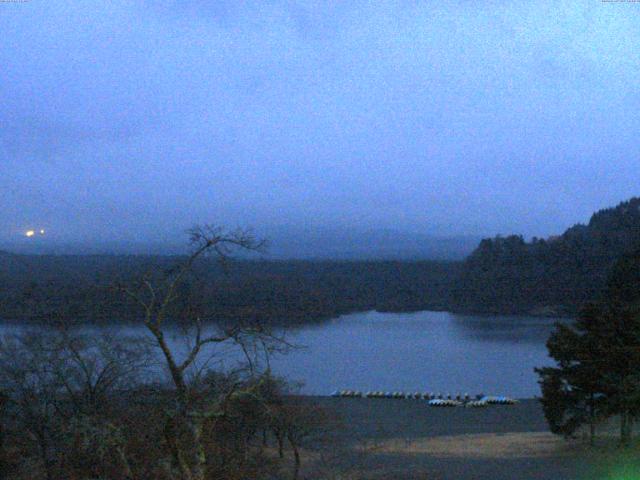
537,245,640,445
536,304,607,444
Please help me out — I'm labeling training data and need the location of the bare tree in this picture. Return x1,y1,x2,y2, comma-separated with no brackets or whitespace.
0,389,7,480
117,225,287,480
0,333,66,480
54,331,149,416
268,400,333,480
0,329,148,480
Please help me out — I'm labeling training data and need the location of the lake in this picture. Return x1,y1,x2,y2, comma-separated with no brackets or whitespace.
269,310,563,398
0,310,565,398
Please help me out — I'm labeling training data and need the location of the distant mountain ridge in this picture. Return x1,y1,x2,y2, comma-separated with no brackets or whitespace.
1,228,480,261
262,227,480,260
450,197,640,316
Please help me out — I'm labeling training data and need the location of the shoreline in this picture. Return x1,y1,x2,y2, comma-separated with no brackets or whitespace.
298,397,549,439
293,396,591,480
0,307,571,326
299,394,538,400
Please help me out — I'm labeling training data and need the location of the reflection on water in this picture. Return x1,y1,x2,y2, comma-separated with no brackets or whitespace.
449,314,569,345
0,311,568,398
268,311,568,397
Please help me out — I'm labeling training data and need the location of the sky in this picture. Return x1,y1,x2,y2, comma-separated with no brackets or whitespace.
1,1,640,248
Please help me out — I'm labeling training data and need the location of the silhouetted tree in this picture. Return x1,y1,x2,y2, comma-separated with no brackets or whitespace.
536,305,607,444
0,330,148,479
117,225,290,480
538,244,640,445
454,197,640,315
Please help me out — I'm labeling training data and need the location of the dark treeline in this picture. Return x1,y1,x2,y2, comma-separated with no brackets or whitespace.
451,197,640,316
0,253,459,325
3,197,640,324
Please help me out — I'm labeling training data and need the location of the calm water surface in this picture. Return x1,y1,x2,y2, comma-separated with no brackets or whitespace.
0,311,565,398
269,310,564,398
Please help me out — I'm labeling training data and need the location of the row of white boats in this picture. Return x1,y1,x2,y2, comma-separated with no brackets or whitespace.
331,390,518,407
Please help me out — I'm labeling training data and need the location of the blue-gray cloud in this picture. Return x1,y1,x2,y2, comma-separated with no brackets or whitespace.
1,1,639,245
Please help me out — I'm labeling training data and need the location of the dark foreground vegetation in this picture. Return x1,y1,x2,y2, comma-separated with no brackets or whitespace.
0,330,335,480
0,227,339,480
537,244,640,446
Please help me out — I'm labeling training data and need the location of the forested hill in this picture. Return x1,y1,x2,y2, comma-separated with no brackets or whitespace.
450,198,640,316
3,198,640,323
0,254,458,325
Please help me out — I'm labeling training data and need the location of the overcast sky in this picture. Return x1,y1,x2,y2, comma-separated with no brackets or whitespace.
1,1,639,245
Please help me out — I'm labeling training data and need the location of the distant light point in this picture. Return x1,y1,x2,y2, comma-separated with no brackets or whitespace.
24,229,45,238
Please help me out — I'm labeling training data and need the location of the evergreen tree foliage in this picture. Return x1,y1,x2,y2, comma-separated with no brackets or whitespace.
537,245,640,444
453,198,640,315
